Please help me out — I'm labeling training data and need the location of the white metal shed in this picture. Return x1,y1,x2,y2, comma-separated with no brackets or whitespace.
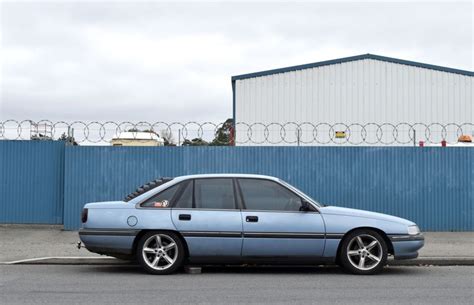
232,54,473,146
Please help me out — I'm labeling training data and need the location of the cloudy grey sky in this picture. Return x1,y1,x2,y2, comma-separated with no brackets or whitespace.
0,0,472,123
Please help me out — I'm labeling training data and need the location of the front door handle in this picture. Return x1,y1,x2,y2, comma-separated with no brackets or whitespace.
179,214,191,221
246,216,258,222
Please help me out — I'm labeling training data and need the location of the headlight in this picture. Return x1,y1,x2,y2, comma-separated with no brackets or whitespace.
407,225,420,235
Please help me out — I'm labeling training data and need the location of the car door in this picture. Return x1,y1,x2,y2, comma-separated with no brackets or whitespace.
171,178,243,257
238,178,325,258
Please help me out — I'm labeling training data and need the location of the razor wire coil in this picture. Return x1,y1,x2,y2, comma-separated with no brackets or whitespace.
0,120,472,145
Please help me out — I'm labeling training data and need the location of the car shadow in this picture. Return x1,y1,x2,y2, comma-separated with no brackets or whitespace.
79,264,423,276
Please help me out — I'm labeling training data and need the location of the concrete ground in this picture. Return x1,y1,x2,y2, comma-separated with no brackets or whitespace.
0,265,473,305
0,224,473,264
0,225,100,262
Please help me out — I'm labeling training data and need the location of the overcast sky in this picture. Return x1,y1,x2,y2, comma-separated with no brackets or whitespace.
0,0,472,123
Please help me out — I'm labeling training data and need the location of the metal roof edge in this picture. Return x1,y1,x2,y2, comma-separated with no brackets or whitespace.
231,53,474,81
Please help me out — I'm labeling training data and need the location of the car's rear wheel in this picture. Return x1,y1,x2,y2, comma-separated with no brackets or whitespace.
339,229,387,275
136,231,184,275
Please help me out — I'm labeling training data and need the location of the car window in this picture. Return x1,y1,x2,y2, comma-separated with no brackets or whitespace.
194,179,236,209
141,183,180,207
238,179,302,211
174,181,193,208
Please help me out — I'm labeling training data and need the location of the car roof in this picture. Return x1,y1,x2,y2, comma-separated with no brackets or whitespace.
173,173,279,182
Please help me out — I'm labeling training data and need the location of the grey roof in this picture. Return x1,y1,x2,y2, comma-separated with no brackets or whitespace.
231,53,474,81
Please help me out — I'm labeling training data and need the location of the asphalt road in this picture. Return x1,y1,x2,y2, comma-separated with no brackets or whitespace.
0,265,472,305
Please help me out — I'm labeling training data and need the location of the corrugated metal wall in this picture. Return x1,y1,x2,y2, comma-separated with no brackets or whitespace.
235,58,474,145
1,141,471,231
0,141,64,224
63,146,473,231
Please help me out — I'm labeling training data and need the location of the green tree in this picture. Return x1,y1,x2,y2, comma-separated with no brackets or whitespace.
58,132,78,145
182,138,209,146
210,118,234,146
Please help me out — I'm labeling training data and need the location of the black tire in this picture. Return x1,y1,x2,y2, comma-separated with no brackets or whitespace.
339,229,388,275
136,231,185,275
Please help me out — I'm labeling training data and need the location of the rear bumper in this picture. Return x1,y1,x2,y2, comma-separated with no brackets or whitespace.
389,234,425,260
78,229,137,256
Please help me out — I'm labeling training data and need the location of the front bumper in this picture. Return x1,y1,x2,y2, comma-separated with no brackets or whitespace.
388,233,425,260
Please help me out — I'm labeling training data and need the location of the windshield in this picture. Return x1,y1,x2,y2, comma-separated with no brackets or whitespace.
278,179,322,207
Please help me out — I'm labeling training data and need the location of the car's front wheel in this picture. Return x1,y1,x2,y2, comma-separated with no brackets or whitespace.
136,231,185,275
339,229,388,275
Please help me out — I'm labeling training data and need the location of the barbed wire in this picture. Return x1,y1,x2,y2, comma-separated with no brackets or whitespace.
0,120,472,145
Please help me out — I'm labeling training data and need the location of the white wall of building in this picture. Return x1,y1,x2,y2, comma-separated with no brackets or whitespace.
234,57,473,145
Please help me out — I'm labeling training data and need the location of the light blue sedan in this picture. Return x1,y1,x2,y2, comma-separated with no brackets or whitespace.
79,174,424,275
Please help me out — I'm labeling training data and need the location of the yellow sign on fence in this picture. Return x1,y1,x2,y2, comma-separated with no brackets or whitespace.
335,131,346,139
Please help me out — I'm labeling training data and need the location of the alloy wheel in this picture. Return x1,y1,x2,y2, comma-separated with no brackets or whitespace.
142,233,179,271
346,234,383,271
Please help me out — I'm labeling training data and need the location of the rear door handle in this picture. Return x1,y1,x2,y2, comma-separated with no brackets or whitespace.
179,214,191,221
246,216,258,222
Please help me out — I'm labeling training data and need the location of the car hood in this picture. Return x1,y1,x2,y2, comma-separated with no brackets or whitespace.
319,206,415,226
84,201,128,209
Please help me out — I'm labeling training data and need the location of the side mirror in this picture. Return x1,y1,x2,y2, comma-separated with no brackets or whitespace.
300,200,312,212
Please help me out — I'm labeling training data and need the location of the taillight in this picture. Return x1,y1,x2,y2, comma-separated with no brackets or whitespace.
81,208,88,223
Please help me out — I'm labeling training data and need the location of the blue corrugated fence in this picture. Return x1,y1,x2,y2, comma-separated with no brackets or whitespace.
63,146,473,231
0,141,64,224
1,141,472,231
